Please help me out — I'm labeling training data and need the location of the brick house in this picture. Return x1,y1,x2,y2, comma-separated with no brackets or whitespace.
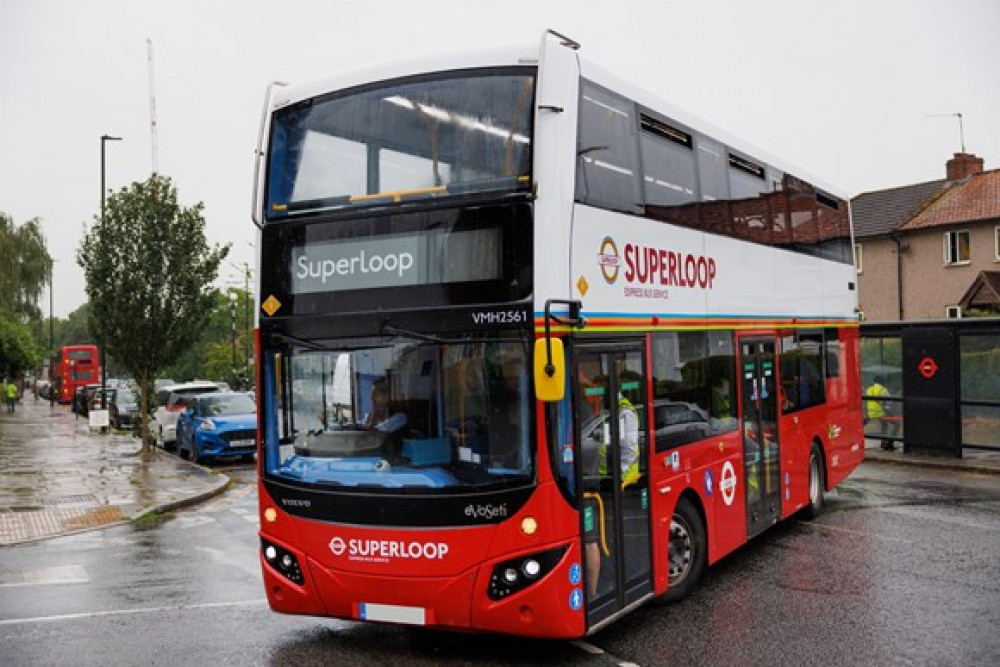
852,153,1000,321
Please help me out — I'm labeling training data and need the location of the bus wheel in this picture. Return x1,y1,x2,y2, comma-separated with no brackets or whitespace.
663,497,706,603
803,444,825,519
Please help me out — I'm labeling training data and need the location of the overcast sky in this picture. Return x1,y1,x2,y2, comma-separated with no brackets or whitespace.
2,0,998,317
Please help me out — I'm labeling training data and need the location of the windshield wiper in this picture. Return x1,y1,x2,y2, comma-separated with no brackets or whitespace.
381,321,531,346
380,323,447,344
269,332,339,352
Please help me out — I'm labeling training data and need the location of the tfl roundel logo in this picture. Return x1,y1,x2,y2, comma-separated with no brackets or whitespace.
329,536,346,556
598,236,620,284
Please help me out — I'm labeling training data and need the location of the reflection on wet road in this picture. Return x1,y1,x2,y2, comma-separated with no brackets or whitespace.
2,461,999,665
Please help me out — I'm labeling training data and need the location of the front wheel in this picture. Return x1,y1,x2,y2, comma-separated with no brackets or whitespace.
802,444,825,519
188,441,201,465
662,496,706,603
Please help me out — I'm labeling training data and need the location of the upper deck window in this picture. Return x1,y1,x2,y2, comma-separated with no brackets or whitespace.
576,80,642,213
266,69,534,219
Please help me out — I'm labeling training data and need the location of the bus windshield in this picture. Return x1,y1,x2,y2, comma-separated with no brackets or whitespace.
266,69,534,217
266,338,533,490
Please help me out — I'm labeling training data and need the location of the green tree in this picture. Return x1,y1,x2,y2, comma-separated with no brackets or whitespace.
162,287,254,388
0,212,53,321
1,211,52,381
0,318,42,379
77,175,229,452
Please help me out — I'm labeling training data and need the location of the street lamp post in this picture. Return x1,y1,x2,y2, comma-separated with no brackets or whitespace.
100,134,122,412
49,261,54,409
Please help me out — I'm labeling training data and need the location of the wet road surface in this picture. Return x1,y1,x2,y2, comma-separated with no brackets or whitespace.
2,462,999,665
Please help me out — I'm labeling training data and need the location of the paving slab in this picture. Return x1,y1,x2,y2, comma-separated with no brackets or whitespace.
0,395,229,546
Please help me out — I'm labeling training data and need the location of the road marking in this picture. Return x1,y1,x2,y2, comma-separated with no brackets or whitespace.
570,641,604,655
570,640,639,666
0,598,268,626
0,565,88,588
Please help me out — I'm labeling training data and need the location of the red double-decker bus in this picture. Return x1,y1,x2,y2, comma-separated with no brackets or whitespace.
251,31,864,637
54,344,100,404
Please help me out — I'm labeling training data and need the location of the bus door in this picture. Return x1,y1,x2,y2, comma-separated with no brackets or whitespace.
574,345,652,627
738,338,782,538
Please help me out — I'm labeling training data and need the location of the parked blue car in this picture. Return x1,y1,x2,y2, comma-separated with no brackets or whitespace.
176,392,257,463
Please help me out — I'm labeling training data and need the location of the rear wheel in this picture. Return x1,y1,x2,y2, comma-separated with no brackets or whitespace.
802,444,825,519
662,496,706,603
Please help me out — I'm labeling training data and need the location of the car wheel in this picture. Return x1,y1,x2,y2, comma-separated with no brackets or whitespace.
661,496,706,603
802,443,826,520
189,441,200,464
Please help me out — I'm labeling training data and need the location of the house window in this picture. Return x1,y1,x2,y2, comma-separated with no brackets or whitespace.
944,230,971,265
854,243,863,273
946,305,962,318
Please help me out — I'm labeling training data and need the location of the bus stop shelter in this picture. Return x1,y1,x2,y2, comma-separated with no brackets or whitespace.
861,318,1000,457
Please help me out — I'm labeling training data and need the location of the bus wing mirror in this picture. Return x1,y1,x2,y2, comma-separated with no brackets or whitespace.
534,338,565,402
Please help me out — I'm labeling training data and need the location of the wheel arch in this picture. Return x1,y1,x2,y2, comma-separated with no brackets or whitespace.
678,486,708,559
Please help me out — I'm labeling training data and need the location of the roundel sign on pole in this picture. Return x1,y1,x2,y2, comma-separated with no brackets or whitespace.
918,357,939,379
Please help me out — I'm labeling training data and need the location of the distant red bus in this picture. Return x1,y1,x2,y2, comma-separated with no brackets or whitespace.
55,345,100,404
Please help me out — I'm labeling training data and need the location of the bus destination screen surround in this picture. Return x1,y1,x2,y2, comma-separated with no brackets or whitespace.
292,228,501,294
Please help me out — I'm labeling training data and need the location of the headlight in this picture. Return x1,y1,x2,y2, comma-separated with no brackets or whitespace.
198,419,216,431
488,545,568,601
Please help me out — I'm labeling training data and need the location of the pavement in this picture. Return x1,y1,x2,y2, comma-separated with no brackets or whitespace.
0,395,230,546
1,394,998,547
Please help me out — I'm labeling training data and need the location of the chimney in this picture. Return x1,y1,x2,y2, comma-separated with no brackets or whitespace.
946,152,984,180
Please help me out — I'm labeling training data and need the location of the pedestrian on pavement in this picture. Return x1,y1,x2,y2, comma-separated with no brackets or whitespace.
5,379,17,413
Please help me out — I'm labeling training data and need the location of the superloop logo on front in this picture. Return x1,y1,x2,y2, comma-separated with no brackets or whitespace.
329,535,450,562
598,236,620,284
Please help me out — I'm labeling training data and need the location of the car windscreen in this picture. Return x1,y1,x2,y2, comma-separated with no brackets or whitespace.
202,394,256,416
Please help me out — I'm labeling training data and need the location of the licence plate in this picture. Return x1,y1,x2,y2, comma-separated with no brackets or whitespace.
358,603,426,625
229,438,255,448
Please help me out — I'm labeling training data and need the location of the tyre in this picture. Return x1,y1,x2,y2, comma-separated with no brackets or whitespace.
189,441,200,464
662,496,706,603
802,443,825,520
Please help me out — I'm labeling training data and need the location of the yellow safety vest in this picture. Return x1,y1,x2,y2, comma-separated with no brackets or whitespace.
866,383,887,419
597,397,640,486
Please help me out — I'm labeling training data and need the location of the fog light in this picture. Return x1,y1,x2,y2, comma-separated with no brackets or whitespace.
522,559,541,579
281,554,294,569
503,567,518,584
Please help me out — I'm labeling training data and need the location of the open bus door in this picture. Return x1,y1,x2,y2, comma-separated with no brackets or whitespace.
573,344,653,629
738,337,782,537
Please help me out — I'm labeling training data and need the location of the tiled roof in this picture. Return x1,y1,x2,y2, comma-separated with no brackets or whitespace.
899,169,1000,231
850,179,951,238
958,271,1000,310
